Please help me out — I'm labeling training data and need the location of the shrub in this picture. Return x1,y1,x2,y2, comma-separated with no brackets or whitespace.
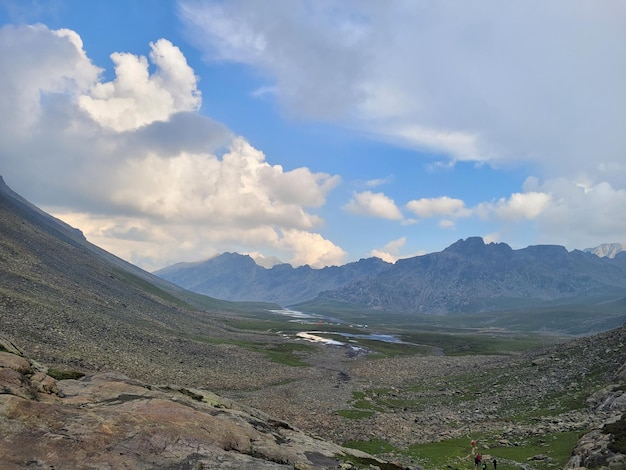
47,368,85,380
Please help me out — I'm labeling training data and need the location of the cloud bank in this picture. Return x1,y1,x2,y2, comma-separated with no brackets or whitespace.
179,0,626,251
179,0,626,180
0,23,343,269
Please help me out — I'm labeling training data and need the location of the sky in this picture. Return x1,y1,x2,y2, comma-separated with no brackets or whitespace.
1,0,625,271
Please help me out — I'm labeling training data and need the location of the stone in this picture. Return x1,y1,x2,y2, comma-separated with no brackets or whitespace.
0,349,403,470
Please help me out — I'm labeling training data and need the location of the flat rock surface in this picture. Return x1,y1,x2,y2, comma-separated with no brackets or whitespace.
0,349,406,470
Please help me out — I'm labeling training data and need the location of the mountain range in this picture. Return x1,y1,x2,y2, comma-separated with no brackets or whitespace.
156,237,626,317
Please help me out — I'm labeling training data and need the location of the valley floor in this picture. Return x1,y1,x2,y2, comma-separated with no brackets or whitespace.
216,330,626,468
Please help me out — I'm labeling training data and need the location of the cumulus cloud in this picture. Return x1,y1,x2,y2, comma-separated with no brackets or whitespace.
522,178,626,248
110,137,337,230
459,178,626,249
0,24,100,132
406,196,470,219
370,237,406,263
179,0,626,184
476,192,552,221
79,39,201,131
0,23,343,269
279,229,347,268
344,191,403,220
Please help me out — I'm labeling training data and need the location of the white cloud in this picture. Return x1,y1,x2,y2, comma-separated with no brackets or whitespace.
406,196,470,219
344,191,403,220
476,192,552,221
279,229,347,268
0,23,344,269
483,232,501,245
366,176,394,188
524,178,626,248
465,177,626,249
0,24,100,132
79,39,201,131
381,124,482,162
438,219,456,229
179,0,372,121
110,136,337,230
370,236,406,263
179,0,626,182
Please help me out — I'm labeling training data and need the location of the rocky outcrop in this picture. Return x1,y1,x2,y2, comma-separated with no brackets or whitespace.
565,384,626,469
0,339,408,470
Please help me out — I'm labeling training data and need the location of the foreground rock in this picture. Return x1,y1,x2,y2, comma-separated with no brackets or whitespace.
0,343,408,470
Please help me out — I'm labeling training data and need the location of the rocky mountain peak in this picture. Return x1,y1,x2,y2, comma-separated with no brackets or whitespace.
585,243,626,259
443,237,513,257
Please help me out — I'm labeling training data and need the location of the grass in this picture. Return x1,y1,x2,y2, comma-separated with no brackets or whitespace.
343,438,398,455
484,432,582,469
406,431,581,470
407,436,473,468
293,298,626,336
192,335,314,367
397,330,561,356
262,343,312,366
353,399,385,412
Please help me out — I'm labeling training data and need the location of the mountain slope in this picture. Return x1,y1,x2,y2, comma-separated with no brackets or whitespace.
0,176,283,387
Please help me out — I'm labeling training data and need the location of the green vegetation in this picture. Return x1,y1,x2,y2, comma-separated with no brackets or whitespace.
406,435,472,468
342,439,398,455
352,399,385,412
293,298,626,336
341,432,584,470
262,343,312,367
193,335,313,367
482,432,581,469
47,368,85,380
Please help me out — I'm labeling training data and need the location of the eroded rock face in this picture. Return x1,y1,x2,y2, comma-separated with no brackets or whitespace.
0,348,405,469
564,365,626,470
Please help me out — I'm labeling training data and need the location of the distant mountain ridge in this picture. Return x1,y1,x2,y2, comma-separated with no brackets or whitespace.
156,237,626,314
155,253,392,305
317,237,626,313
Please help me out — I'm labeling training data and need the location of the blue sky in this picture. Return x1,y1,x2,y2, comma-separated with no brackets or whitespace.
1,0,625,271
